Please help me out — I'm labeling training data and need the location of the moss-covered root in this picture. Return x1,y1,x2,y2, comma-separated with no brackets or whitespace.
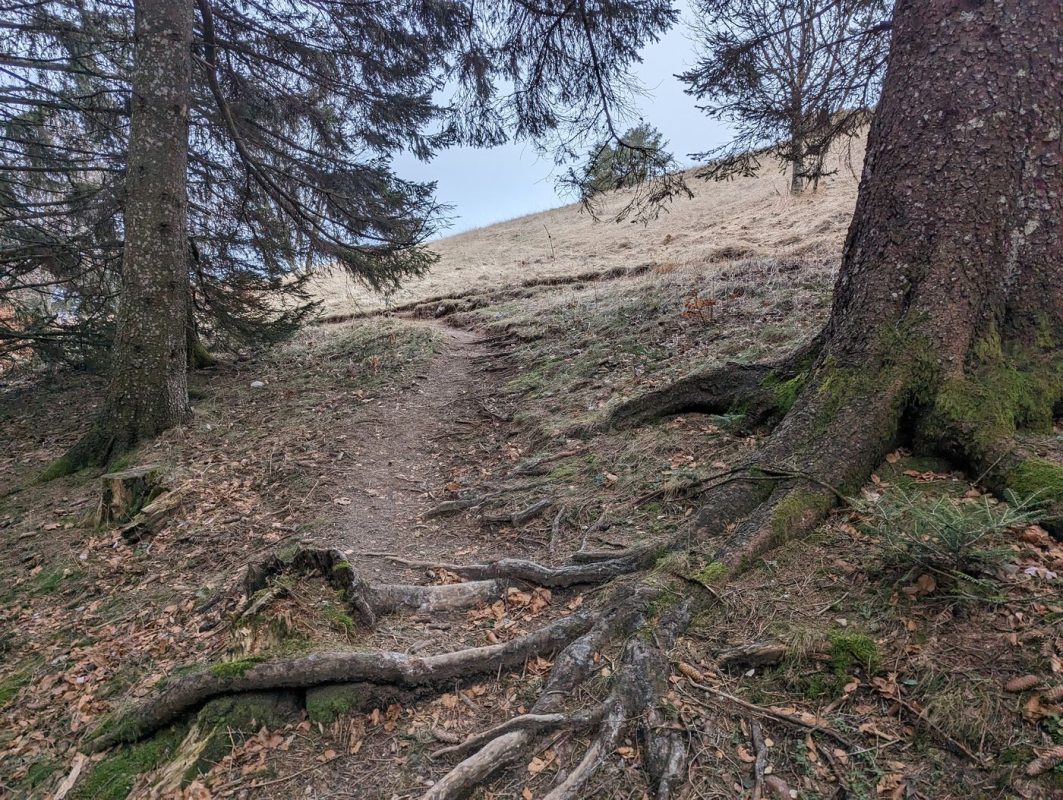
601,362,779,433
1005,457,1063,505
1004,457,1063,536
920,385,1063,534
303,682,417,724
72,725,186,800
914,352,1063,528
37,453,80,483
708,483,836,571
188,691,300,779
84,612,595,753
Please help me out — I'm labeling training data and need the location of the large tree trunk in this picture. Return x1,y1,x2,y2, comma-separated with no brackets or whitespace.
778,0,1063,516
54,0,193,474
611,0,1063,554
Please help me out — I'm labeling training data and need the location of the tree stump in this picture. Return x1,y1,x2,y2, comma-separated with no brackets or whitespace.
96,465,164,527
119,489,182,542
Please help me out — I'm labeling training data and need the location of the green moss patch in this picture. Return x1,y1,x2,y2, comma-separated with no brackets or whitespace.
209,656,266,679
0,662,37,708
189,691,299,778
770,490,832,543
19,758,58,791
73,725,185,800
1007,457,1063,504
322,602,356,633
827,630,879,677
305,683,370,724
933,364,1058,445
37,454,78,483
690,561,728,587
32,566,83,596
764,371,807,415
547,462,579,480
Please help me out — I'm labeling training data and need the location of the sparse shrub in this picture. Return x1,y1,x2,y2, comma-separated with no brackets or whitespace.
681,291,721,324
856,487,1044,599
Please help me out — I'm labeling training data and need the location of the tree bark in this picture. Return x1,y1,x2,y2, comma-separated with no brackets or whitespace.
686,0,1063,555
789,148,805,195
818,0,1062,492
58,0,193,472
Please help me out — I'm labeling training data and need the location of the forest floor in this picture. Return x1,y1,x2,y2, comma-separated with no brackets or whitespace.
3,209,1063,798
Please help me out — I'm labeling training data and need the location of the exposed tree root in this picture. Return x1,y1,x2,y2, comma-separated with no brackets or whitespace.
85,611,594,753
422,585,667,799
430,706,606,759
601,332,823,434
425,587,699,800
243,547,505,628
369,543,664,588
531,601,695,800
482,497,554,526
607,362,777,430
422,496,490,518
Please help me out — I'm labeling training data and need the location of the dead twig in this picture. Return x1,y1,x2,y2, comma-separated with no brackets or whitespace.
549,507,565,557
750,720,768,800
483,498,554,527
680,678,853,748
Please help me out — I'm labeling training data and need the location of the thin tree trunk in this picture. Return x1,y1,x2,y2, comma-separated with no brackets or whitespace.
53,0,193,474
789,142,805,195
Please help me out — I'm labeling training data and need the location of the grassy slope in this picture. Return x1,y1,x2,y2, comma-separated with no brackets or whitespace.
309,139,864,318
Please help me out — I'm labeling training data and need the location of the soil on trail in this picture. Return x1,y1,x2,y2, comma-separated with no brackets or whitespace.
322,318,515,582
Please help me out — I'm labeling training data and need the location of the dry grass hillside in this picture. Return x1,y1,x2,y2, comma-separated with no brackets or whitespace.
311,138,865,317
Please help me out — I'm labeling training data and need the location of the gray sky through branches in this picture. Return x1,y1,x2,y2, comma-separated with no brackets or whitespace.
395,1,732,235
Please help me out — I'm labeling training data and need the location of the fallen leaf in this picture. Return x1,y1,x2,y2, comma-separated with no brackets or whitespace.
916,573,936,594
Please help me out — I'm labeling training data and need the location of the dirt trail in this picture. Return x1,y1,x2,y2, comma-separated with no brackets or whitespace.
321,317,503,582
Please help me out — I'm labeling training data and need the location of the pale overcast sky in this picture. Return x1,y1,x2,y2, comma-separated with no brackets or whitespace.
393,1,734,235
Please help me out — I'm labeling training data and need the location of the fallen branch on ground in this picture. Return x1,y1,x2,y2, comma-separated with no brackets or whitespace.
84,611,595,753
483,498,554,526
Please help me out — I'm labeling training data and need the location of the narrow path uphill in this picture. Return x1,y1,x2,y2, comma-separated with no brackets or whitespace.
320,317,514,583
